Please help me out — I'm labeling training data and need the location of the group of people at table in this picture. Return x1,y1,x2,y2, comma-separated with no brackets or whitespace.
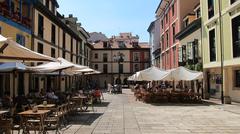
0,87,103,134
134,81,202,103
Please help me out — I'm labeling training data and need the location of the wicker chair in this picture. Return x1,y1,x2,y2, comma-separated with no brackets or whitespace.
45,106,61,134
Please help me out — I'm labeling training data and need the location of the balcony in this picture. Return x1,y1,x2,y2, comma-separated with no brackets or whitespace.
0,1,31,29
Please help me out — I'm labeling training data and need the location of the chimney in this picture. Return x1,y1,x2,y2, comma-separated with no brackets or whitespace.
69,14,73,18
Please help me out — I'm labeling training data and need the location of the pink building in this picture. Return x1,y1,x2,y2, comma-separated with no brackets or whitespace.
155,0,199,70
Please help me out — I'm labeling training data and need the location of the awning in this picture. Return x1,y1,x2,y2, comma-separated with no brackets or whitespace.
162,66,203,81
0,35,56,62
0,62,27,72
128,66,169,81
29,57,88,74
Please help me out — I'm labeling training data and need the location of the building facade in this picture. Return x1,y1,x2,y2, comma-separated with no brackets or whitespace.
201,0,240,102
154,0,199,70
175,3,202,71
148,20,161,68
0,0,34,97
90,33,150,88
0,0,91,97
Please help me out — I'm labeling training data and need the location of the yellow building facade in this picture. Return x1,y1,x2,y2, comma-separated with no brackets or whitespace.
0,0,91,97
0,0,32,97
201,0,240,102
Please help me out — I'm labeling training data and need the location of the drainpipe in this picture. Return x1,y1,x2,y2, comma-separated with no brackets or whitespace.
218,0,224,104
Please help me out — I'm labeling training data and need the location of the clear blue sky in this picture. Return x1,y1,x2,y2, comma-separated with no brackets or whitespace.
57,0,160,42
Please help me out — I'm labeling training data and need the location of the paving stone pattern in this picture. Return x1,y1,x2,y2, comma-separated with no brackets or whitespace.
19,89,240,134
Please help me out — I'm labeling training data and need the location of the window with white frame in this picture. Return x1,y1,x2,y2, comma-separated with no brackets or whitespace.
16,34,25,46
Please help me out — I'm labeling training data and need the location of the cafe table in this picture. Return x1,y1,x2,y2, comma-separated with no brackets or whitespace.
37,104,56,110
18,110,50,134
71,96,88,111
0,110,9,119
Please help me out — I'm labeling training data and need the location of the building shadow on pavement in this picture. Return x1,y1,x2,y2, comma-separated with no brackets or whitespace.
68,112,103,126
94,102,110,107
149,101,220,107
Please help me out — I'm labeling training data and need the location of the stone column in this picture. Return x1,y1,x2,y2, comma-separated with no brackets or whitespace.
223,67,231,104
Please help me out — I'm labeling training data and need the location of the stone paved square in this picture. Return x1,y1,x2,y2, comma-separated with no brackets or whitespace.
15,89,240,134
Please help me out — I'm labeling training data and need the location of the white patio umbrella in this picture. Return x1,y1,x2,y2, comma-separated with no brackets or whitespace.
162,66,203,81
0,62,32,97
0,62,27,72
0,35,56,62
84,70,101,75
129,66,169,81
28,57,88,91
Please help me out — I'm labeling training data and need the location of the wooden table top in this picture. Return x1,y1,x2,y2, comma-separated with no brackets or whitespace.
37,104,56,108
0,110,8,115
72,96,87,99
18,110,50,115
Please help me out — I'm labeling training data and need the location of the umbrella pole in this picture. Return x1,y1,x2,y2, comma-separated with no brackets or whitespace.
13,71,15,97
58,70,62,91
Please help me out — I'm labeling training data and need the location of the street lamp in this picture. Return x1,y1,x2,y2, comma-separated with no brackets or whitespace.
113,52,125,93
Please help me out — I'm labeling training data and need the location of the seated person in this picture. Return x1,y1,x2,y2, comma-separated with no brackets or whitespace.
93,87,102,103
2,92,12,108
45,89,58,100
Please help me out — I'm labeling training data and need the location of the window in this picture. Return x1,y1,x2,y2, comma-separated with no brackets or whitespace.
161,19,164,29
76,56,78,64
79,57,82,65
103,64,108,73
165,13,168,23
118,41,125,48
62,32,65,49
103,53,108,62
51,24,56,44
119,64,123,73
37,43,43,54
166,51,169,67
45,0,49,9
76,41,79,55
133,52,140,62
71,54,73,62
94,64,98,70
184,19,189,28
232,15,240,58
208,0,214,19
51,48,55,58
172,23,176,43
134,64,139,72
103,42,108,48
70,37,73,53
166,31,169,48
161,35,164,50
196,8,201,18
209,29,216,62
16,34,25,46
94,53,98,59
172,4,175,17
62,51,65,58
38,14,44,38
51,1,55,13
79,40,83,54
231,0,239,4
173,47,176,67
235,70,240,87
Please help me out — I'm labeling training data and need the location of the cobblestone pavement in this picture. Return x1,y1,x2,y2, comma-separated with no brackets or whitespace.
18,89,240,134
